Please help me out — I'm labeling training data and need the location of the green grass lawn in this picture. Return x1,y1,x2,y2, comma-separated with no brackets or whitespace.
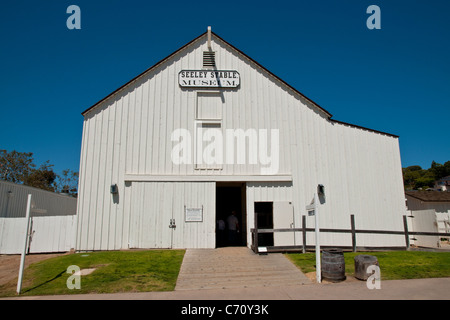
0,249,185,297
286,251,450,280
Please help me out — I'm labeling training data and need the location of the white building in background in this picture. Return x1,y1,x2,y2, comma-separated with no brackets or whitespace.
434,176,450,192
406,191,450,236
75,28,406,252
0,180,77,254
0,180,77,218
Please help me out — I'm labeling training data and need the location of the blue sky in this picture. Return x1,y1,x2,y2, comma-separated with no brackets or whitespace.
0,0,448,176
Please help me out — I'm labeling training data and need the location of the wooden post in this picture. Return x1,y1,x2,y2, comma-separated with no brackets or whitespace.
403,215,410,250
302,215,306,254
314,192,321,283
350,214,356,252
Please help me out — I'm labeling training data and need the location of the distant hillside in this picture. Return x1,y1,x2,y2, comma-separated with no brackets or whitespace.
403,161,450,190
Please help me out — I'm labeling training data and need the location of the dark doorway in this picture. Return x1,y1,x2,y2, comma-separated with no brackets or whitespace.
216,183,246,247
255,202,274,247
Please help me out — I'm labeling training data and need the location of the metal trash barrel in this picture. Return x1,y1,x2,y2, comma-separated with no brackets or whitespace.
321,248,346,282
354,255,379,280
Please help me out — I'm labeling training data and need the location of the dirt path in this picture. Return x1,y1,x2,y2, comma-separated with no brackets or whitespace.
0,253,65,287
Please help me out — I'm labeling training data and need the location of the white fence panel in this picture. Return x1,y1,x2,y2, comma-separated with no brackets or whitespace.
0,216,76,254
409,209,440,248
0,218,26,254
436,212,450,235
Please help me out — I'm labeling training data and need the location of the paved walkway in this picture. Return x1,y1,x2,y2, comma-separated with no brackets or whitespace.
4,277,450,300
175,247,310,290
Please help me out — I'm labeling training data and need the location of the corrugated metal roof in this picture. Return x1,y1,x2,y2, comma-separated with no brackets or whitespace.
0,180,77,217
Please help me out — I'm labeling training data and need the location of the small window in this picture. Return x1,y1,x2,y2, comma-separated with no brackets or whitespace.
195,121,222,170
196,92,222,120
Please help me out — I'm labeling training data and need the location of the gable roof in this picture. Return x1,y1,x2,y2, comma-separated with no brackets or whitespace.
81,30,398,138
406,191,450,202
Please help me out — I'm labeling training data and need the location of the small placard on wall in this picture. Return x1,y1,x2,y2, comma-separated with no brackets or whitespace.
185,207,203,222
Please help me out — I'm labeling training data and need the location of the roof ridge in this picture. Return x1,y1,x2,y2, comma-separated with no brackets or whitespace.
82,30,333,118
80,29,398,138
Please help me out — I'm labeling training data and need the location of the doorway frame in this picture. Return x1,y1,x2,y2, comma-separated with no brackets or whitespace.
215,182,247,248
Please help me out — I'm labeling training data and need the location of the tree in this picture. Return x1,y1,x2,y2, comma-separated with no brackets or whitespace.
24,161,57,192
414,170,436,189
403,166,423,190
0,149,77,196
402,160,450,190
434,161,450,179
55,169,79,197
430,161,446,180
0,150,35,183
405,165,422,172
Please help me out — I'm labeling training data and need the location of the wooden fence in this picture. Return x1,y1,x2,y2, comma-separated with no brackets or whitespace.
0,215,76,254
251,214,450,254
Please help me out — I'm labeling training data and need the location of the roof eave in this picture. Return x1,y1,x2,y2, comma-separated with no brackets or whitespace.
81,31,208,116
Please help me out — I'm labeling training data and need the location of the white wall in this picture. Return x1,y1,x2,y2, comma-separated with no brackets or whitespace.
407,209,440,248
246,182,293,247
77,32,406,250
76,181,215,250
127,181,215,249
0,216,76,254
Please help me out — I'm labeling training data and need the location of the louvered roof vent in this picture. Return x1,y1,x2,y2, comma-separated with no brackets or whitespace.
203,51,215,67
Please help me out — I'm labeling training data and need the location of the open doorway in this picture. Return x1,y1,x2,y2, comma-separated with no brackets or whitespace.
216,182,246,247
255,202,274,247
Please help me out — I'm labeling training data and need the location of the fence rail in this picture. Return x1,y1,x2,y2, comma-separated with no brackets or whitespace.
250,214,450,254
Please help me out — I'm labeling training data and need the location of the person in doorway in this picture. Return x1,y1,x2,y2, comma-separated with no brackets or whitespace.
217,218,226,247
226,210,240,246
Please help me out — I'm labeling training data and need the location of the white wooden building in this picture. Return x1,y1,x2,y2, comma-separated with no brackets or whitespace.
406,191,450,238
75,28,406,251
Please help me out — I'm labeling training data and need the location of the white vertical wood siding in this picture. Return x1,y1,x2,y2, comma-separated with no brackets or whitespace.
128,181,215,249
0,216,76,254
246,182,295,246
407,209,440,248
77,181,215,250
77,33,406,250
0,218,25,254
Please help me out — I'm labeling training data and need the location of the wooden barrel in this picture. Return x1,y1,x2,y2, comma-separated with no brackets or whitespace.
321,248,346,282
354,255,379,280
